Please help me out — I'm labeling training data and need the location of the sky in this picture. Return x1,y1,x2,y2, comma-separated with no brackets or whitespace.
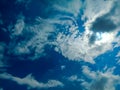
0,0,120,90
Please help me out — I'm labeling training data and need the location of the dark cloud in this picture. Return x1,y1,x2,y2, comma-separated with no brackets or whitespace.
90,2,119,33
89,33,96,44
90,15,117,32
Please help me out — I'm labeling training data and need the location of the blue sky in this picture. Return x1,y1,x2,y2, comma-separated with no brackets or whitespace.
0,0,120,90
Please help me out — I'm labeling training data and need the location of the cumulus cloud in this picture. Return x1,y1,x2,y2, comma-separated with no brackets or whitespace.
53,0,120,64
81,66,120,90
54,26,117,63
0,73,64,89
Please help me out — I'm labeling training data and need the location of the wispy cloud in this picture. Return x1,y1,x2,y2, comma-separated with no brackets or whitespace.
4,0,120,64
8,15,56,60
0,73,64,89
116,51,120,57
52,0,82,16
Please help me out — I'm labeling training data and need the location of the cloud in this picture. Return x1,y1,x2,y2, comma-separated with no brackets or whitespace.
0,88,3,90
4,0,120,64
90,15,117,32
11,15,25,36
81,66,120,90
67,75,81,82
116,51,120,57
0,73,64,89
61,65,66,70
15,0,31,9
53,0,120,64
0,42,8,71
54,27,117,63
52,0,82,16
82,0,114,21
8,15,56,60
116,51,120,65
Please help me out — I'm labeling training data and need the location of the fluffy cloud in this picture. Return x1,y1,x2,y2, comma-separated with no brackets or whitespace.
54,26,117,63
81,66,120,90
0,73,64,89
53,0,120,63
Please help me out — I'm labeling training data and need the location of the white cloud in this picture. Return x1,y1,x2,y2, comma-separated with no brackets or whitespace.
116,51,120,57
81,66,120,90
8,16,56,60
54,26,116,63
83,0,120,33
0,73,64,89
52,0,82,17
11,15,25,36
67,75,81,82
82,0,114,21
116,51,120,65
6,0,120,63
53,0,120,64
